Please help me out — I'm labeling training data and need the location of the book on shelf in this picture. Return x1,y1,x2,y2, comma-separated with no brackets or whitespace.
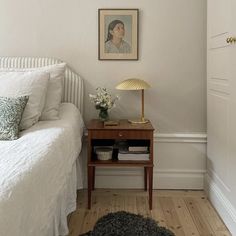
119,150,149,154
119,147,148,154
118,153,149,161
128,146,148,152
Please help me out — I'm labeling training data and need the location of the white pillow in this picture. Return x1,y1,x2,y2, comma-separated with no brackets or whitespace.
38,63,66,120
0,71,49,130
0,63,66,120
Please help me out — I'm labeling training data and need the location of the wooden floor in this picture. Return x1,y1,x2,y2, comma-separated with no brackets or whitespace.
68,190,231,236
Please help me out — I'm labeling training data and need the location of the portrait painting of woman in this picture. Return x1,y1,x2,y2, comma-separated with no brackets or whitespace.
105,19,131,54
99,9,138,60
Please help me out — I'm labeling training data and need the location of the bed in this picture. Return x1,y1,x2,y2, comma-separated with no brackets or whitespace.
0,57,84,236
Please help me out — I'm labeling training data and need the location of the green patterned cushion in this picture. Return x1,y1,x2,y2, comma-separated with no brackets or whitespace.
0,96,29,140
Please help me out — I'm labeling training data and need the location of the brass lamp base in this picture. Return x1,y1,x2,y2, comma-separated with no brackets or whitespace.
128,118,149,124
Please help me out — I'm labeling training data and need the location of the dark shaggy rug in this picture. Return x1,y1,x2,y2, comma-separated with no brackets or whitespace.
80,211,175,236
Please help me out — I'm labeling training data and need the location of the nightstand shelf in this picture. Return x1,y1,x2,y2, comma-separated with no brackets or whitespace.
87,119,154,210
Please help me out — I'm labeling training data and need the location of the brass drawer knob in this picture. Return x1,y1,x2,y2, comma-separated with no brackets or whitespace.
118,132,123,137
226,37,236,44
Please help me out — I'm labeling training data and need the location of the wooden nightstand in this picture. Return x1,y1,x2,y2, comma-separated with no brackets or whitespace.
87,119,154,210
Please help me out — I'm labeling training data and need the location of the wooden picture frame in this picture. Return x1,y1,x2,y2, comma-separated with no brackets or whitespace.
98,9,139,60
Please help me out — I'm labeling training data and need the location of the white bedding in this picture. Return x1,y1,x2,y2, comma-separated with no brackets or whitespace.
0,103,84,236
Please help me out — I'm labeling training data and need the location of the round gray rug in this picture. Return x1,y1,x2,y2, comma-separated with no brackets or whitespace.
80,211,175,236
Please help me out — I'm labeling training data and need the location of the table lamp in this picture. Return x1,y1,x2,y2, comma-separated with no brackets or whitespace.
116,78,151,124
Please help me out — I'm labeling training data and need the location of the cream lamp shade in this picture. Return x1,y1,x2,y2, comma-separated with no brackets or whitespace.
116,78,151,124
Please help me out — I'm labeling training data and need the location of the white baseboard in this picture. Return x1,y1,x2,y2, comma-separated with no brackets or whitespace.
155,132,207,143
205,174,236,235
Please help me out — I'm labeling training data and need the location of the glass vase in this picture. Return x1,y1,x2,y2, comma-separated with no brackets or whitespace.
99,109,109,121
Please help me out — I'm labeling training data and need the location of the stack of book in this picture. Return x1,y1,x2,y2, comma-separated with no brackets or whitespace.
118,146,149,161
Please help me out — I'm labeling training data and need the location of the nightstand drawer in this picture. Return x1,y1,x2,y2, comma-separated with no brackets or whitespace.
90,130,152,139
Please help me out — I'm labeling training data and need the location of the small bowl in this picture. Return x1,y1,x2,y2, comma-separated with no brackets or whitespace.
96,147,113,161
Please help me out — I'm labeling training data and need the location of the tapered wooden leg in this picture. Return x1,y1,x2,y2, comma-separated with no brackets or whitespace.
92,167,95,190
88,166,93,209
144,167,148,191
148,167,153,210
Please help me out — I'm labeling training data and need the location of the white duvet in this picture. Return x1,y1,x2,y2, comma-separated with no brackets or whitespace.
0,103,84,236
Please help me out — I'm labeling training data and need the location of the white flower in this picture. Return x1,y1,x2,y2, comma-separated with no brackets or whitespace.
89,87,118,110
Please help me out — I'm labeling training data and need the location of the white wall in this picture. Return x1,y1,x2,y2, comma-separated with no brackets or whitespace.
0,0,207,189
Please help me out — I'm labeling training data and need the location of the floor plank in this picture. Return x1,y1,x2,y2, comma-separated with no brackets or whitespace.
185,197,215,235
68,190,232,236
151,196,168,227
172,197,200,236
159,197,186,236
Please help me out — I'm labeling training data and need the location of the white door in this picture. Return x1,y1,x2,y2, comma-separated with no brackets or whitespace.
207,0,236,233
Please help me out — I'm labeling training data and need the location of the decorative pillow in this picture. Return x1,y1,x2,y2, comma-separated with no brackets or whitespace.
0,71,49,130
0,96,29,140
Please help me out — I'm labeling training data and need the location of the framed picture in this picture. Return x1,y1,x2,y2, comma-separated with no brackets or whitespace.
98,9,139,60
